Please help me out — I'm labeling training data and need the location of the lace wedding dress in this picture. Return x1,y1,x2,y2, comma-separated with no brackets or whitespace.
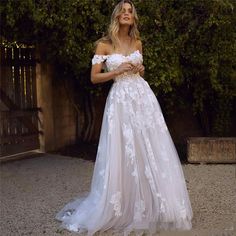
55,50,193,236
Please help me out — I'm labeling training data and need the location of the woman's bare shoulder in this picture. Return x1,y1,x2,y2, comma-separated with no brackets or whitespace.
95,40,112,55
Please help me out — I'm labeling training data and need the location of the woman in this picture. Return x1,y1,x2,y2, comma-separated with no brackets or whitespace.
55,1,193,235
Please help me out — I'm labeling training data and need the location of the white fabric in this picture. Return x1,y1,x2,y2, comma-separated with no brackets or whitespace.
55,50,193,235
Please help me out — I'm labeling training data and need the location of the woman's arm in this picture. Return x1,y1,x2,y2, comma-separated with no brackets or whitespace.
90,42,119,84
91,66,120,84
91,42,134,84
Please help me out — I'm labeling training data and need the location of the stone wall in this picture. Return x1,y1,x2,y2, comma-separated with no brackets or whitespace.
52,78,77,150
36,51,76,152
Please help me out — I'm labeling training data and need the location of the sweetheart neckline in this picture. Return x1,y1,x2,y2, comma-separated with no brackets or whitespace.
94,50,141,58
108,49,141,57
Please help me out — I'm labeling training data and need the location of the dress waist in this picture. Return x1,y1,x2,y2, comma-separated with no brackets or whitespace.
113,72,141,82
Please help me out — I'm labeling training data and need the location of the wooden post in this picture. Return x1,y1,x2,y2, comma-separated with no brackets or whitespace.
36,45,56,152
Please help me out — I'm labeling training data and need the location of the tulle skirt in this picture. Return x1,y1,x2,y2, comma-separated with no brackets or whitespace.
55,76,193,235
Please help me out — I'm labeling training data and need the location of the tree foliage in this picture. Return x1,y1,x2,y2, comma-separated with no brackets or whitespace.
1,0,235,136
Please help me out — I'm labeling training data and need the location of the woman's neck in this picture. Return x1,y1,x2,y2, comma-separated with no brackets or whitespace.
115,25,135,54
118,25,130,41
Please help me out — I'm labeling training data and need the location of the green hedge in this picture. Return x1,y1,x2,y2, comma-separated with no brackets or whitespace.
1,0,235,136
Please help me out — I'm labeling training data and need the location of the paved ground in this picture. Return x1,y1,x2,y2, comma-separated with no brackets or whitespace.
0,153,235,236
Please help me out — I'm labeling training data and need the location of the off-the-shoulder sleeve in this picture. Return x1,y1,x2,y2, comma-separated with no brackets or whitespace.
92,54,109,65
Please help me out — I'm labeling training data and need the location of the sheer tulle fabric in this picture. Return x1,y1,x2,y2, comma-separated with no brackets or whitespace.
55,50,193,235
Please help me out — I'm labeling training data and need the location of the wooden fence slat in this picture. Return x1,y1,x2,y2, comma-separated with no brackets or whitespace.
31,48,37,108
0,45,40,157
0,88,38,133
0,109,40,119
1,133,39,144
26,51,32,108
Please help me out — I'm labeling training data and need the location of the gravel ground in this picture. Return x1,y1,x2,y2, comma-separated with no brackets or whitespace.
0,153,235,236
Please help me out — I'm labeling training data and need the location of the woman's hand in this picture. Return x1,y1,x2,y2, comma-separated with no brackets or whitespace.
131,63,145,74
114,62,134,75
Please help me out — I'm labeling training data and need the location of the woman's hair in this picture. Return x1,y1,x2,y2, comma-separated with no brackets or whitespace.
94,0,140,51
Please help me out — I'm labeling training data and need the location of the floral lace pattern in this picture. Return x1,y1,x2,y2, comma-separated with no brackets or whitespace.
144,165,167,215
105,50,143,72
144,165,157,194
91,54,109,65
122,123,135,166
110,191,122,217
106,102,114,135
91,50,143,82
143,137,158,172
61,208,76,219
55,48,193,235
134,199,145,221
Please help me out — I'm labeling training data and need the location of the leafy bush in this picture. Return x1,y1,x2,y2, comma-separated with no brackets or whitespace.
1,0,235,136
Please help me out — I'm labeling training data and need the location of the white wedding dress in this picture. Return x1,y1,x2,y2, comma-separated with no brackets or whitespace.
55,50,193,235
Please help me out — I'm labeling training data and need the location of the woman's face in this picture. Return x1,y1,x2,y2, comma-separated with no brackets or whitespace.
118,3,134,26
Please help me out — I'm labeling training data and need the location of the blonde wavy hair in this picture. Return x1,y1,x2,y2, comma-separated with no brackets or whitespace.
95,0,140,51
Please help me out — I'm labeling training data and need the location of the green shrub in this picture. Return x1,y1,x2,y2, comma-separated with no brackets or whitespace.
1,0,235,136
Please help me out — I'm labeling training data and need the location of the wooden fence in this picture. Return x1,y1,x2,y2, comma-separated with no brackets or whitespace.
0,46,40,157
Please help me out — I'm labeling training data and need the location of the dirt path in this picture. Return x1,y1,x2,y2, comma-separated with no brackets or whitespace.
0,154,235,235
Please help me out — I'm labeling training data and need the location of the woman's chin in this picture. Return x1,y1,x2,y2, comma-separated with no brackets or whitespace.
119,21,133,26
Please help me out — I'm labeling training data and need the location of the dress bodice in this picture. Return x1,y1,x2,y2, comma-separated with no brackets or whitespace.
91,50,143,81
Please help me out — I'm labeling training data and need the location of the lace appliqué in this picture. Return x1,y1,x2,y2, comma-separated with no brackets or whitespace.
144,165,167,215
122,123,135,166
179,199,188,219
106,102,114,135
92,54,108,65
110,191,122,217
144,165,157,195
112,80,165,132
61,208,76,219
67,223,78,232
143,137,158,172
105,50,143,72
134,199,146,221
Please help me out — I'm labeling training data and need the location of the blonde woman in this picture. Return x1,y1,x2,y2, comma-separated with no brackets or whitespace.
55,1,193,235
